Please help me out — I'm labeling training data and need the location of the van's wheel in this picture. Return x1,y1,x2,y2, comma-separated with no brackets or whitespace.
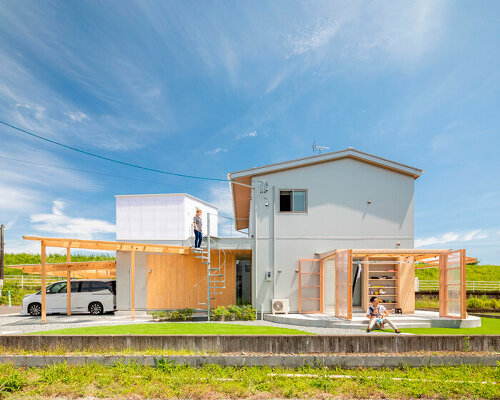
89,302,103,315
28,303,41,316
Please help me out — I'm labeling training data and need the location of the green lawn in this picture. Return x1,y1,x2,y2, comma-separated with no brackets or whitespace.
33,322,311,335
399,317,500,335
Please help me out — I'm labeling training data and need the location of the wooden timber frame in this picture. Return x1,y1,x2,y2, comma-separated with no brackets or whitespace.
20,236,191,324
317,248,467,320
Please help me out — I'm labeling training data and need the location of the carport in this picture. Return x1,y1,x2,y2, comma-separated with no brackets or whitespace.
10,236,191,323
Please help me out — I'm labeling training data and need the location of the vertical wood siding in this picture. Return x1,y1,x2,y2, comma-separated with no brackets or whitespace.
146,250,251,310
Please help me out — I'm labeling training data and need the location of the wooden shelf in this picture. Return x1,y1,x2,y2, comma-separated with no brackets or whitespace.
369,278,396,280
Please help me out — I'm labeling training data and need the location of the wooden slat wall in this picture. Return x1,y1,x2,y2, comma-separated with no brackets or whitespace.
146,250,251,310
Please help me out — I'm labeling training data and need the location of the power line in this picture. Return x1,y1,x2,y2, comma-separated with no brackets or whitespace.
0,155,203,191
0,119,229,182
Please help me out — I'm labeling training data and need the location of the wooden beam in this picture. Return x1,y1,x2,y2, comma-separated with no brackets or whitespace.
66,247,71,316
131,250,135,320
41,242,46,324
22,236,191,255
9,261,116,273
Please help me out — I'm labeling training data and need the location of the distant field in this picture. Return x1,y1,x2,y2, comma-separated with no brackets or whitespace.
416,264,500,281
4,253,115,275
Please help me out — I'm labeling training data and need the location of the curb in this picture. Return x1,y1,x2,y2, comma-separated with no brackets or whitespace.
1,354,499,368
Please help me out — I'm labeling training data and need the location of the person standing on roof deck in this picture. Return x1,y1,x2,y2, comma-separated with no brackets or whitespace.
193,209,203,249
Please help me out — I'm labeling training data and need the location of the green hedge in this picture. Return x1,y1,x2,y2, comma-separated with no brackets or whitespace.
210,305,256,321
416,295,500,311
151,309,194,322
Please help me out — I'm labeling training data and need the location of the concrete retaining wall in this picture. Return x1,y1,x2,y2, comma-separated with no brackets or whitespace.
1,354,499,368
0,335,498,353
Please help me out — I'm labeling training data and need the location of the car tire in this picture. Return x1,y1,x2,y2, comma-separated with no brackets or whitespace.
28,303,42,316
89,302,103,315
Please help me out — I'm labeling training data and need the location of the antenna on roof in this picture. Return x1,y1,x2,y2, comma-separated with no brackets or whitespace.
312,142,330,155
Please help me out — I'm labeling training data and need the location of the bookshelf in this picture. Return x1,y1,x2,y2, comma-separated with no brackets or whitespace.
362,257,399,312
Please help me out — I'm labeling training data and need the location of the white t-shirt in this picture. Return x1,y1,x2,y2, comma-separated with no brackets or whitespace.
367,304,387,317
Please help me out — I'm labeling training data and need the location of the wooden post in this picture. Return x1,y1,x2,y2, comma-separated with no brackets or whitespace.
131,250,135,319
298,261,302,313
334,253,339,317
347,250,353,320
66,247,71,316
41,242,46,324
319,260,324,313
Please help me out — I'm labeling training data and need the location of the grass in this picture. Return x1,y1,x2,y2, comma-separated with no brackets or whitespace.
0,363,497,399
399,317,500,335
415,264,500,281
32,322,311,335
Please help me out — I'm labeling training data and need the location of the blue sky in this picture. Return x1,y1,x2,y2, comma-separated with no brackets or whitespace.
0,1,499,263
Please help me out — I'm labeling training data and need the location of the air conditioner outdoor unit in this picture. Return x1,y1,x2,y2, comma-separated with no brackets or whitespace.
272,298,290,315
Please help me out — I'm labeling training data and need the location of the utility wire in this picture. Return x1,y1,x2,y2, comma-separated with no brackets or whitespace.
0,155,202,191
0,119,230,182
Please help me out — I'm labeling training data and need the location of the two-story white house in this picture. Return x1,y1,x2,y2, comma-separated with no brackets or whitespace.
228,148,422,313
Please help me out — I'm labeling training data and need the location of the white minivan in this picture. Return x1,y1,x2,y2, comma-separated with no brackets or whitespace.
22,279,116,316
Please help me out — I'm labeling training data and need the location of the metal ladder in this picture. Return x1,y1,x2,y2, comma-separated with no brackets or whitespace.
192,213,226,320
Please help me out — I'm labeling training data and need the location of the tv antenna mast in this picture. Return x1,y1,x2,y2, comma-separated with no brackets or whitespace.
312,142,330,154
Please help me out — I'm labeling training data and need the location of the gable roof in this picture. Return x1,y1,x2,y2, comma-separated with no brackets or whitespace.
227,148,423,231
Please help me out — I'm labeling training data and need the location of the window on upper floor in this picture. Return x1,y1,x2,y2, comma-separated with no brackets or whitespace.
279,189,307,213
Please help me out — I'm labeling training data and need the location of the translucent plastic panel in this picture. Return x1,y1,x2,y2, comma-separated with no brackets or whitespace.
299,260,322,313
446,251,462,317
336,250,352,320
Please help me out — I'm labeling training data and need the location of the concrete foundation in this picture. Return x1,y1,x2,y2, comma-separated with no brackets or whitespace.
264,310,482,329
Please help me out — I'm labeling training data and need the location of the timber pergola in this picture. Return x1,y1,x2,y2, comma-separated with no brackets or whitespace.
311,248,467,321
22,236,192,324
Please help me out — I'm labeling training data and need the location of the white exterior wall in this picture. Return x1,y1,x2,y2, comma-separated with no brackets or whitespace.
249,158,415,313
116,194,218,241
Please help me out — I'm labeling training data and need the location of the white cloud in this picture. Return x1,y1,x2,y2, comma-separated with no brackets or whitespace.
65,111,88,122
0,184,38,212
238,130,258,139
415,230,488,248
29,200,115,238
288,18,339,56
205,147,228,155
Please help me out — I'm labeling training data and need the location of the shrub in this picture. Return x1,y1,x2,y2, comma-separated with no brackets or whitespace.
151,308,194,322
210,305,256,321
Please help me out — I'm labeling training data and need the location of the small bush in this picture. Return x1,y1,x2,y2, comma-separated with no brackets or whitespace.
0,368,25,394
210,305,256,321
466,295,500,311
152,308,194,322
